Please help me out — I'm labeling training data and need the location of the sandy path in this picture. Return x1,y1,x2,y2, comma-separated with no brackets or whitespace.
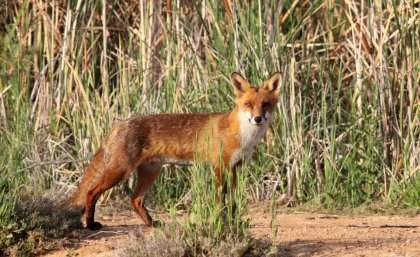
251,207,419,257
41,205,419,257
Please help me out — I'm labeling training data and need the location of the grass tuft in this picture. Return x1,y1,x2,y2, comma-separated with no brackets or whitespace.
126,224,249,257
0,191,83,256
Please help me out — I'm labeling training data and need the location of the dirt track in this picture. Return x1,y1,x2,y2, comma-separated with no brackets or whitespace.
42,205,420,257
251,207,419,257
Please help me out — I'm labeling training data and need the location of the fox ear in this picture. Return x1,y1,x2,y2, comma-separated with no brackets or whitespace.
263,72,282,97
231,72,251,96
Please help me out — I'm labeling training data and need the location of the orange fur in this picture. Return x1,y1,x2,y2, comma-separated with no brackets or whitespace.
63,72,282,230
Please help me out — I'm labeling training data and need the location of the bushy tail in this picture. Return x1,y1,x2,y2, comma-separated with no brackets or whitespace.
62,148,105,210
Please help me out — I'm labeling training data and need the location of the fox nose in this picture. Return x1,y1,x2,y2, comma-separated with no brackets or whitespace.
254,116,263,124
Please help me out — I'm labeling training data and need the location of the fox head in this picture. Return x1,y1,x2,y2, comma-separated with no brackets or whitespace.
231,72,282,126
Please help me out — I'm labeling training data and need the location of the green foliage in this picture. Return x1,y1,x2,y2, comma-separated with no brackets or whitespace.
148,166,190,210
126,224,249,257
130,162,250,256
0,192,83,256
184,162,249,241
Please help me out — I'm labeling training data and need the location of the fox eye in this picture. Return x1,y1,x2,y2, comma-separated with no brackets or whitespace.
262,102,270,108
245,102,252,108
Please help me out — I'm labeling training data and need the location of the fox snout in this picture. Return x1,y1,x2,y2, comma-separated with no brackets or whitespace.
249,113,270,125
253,116,263,124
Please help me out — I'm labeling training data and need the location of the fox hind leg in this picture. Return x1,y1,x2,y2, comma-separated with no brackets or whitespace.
131,162,162,227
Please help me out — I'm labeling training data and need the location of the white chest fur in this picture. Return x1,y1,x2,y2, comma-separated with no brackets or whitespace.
229,110,270,166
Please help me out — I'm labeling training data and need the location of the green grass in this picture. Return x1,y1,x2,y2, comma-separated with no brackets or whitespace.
128,161,250,257
0,190,83,256
0,0,419,255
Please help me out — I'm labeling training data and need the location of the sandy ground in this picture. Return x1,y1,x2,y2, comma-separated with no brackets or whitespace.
251,207,419,257
41,205,420,257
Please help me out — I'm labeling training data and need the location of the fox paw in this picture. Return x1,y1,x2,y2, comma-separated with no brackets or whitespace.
87,221,103,230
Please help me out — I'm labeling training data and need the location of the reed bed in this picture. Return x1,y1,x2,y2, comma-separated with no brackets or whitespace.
0,0,419,255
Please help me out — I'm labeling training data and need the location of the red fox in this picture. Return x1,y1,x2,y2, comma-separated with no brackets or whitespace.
64,72,282,230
